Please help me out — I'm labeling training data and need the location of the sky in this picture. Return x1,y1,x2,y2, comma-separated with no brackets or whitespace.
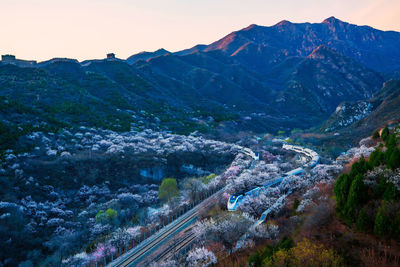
1,0,400,62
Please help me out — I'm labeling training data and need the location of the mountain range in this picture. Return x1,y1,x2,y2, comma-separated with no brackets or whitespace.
1,17,400,139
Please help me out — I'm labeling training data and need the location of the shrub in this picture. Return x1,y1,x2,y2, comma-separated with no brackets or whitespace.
105,208,117,220
96,208,117,223
259,236,294,265
276,236,294,251
158,178,180,203
303,202,333,230
202,173,216,184
293,198,300,212
266,238,344,267
95,210,105,223
372,130,380,139
248,252,261,267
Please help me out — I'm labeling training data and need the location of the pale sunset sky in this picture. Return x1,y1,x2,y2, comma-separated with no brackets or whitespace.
1,0,400,61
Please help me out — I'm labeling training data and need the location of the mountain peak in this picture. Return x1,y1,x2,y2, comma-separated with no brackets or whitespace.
243,24,259,31
155,48,169,54
322,16,344,24
275,20,292,27
127,48,170,64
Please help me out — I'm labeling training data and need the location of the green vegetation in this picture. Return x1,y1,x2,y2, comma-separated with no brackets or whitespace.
355,208,371,232
292,198,300,215
0,97,69,152
372,129,380,139
95,208,118,223
248,236,294,267
158,178,180,203
277,130,285,137
381,126,389,142
343,174,367,220
0,64,244,143
334,126,400,239
373,204,390,237
290,128,301,135
248,237,343,267
202,173,216,184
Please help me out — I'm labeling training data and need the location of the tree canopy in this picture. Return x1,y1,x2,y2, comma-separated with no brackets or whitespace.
158,178,180,203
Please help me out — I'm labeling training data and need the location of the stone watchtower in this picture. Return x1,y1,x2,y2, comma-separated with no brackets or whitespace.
2,54,16,62
106,53,115,59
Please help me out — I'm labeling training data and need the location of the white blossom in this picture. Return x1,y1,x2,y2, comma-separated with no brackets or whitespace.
186,247,217,267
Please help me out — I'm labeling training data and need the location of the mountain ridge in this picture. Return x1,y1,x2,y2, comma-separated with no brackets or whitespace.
0,17,396,136
173,17,400,73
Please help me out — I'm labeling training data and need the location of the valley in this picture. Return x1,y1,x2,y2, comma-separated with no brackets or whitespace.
1,15,400,267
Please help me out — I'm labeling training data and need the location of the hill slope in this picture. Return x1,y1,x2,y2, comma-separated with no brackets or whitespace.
178,17,400,73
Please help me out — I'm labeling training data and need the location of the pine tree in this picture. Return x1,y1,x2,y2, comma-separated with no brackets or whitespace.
356,208,371,232
385,134,397,150
375,177,388,198
334,174,351,212
368,149,384,168
383,182,398,201
391,211,400,240
374,204,390,237
381,126,390,142
372,130,380,139
349,156,370,178
387,148,400,170
344,174,367,221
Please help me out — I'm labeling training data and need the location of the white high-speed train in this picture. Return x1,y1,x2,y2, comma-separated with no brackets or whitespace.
227,144,319,211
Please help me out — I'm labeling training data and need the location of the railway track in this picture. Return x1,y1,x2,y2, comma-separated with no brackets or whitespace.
154,232,196,262
108,189,223,267
108,207,198,267
109,147,257,266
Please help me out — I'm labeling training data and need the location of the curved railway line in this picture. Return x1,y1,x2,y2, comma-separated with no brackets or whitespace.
108,144,319,266
227,144,320,219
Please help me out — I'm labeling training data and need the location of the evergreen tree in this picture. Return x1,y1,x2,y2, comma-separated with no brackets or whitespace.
372,130,380,139
248,252,261,267
381,126,390,142
374,204,390,237
344,174,367,221
368,149,384,168
356,208,371,232
375,177,388,198
349,156,370,178
391,211,400,240
382,182,398,201
334,174,352,211
385,134,397,150
387,148,400,170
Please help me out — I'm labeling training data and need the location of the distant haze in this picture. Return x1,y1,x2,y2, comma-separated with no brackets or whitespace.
1,0,399,61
